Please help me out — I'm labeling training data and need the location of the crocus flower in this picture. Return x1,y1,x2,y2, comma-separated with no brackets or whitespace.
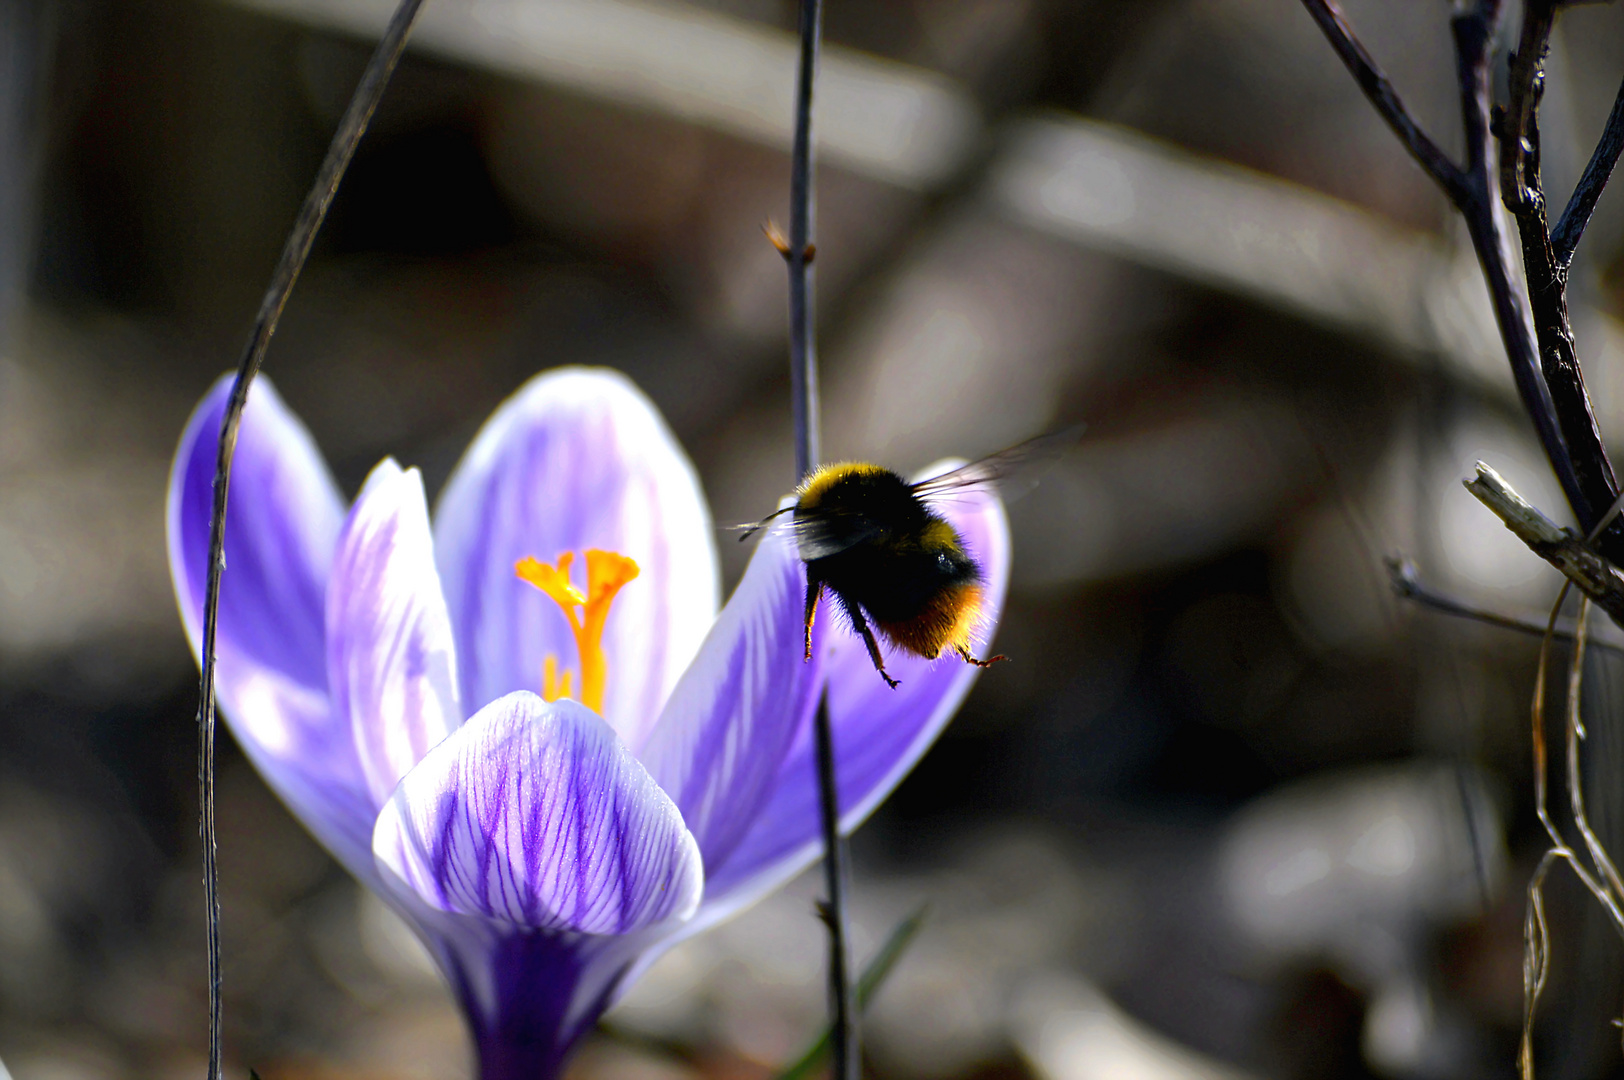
166,367,1008,1079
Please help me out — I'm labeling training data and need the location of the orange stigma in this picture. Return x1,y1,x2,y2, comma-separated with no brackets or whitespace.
515,549,640,715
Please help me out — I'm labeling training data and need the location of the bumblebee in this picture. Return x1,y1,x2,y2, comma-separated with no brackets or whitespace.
744,429,1077,689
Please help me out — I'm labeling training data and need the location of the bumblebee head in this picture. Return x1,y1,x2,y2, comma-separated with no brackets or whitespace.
796,463,916,519
792,464,944,561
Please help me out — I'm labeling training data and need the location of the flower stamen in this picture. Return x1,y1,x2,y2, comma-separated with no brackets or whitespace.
516,549,640,715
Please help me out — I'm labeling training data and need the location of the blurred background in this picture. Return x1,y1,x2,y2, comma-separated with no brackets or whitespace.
5,0,1624,1077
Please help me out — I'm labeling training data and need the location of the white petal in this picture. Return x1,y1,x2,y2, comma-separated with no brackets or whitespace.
434,368,717,748
328,459,463,808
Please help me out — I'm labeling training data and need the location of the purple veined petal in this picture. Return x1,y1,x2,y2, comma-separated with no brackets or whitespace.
374,692,704,934
166,374,376,874
451,929,654,1080
328,459,463,810
433,368,718,750
638,522,827,877
393,897,667,1080
702,465,1010,907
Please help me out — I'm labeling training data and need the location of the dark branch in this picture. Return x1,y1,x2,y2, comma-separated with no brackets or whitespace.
1491,0,1621,548
1553,72,1624,267
194,2,423,1076
1441,2,1595,533
1297,0,1599,537
1500,0,1556,216
1297,0,1467,202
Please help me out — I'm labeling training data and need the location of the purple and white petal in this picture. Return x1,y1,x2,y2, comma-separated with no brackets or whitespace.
433,368,717,749
169,375,341,695
374,693,703,934
703,469,1009,904
638,524,826,876
166,375,376,872
328,460,463,810
398,904,662,1080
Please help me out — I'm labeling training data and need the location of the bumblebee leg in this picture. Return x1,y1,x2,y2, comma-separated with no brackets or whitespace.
844,602,900,689
955,644,1008,669
803,578,823,662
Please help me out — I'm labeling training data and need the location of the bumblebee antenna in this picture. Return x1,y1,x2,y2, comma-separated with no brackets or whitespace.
734,505,794,541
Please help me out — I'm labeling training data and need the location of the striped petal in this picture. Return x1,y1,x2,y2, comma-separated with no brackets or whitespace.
379,896,664,1080
433,368,717,750
327,459,463,809
441,922,657,1080
703,468,1010,906
638,523,826,876
374,693,703,934
166,375,376,873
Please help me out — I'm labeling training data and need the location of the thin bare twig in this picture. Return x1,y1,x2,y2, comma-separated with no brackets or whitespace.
776,905,929,1080
1518,585,1571,1080
1464,462,1624,627
1296,0,1466,200
781,0,855,1076
813,694,858,1080
788,0,822,480
1384,554,1624,656
1553,72,1624,266
194,2,423,1075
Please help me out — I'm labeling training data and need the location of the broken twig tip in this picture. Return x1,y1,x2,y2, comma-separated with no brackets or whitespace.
762,220,814,263
763,219,792,257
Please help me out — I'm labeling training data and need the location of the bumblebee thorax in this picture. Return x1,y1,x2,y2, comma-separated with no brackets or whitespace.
795,463,922,524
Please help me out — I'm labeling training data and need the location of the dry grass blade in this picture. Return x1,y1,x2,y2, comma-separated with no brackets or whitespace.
1520,586,1624,1078
1520,849,1557,1080
1565,600,1624,907
192,1,424,1075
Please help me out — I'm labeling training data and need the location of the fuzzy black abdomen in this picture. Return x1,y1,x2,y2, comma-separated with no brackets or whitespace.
809,537,980,624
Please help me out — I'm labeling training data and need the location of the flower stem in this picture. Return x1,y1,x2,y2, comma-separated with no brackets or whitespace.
784,0,855,1076
193,2,423,1075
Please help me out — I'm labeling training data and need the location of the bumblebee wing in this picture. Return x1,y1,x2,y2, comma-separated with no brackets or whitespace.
786,510,888,560
728,505,886,558
911,423,1084,504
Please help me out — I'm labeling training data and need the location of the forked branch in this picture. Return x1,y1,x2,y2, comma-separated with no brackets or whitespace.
1297,0,1466,201
1495,0,1621,548
1300,2,1624,1072
1298,0,1615,540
